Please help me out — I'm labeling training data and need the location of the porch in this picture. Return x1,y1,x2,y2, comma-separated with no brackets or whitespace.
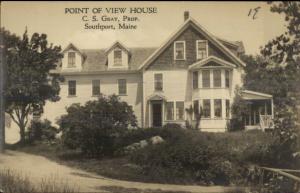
241,90,274,131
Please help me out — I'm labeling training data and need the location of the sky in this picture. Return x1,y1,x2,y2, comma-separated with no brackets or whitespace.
1,1,287,55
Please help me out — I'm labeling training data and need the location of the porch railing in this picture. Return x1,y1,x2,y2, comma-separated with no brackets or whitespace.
260,115,274,129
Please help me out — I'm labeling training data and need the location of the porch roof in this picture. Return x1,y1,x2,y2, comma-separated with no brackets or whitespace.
241,90,273,100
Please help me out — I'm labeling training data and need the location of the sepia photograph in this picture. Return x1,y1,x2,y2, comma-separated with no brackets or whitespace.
0,1,300,193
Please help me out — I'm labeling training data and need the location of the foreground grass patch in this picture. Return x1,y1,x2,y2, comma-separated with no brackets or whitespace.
0,169,79,193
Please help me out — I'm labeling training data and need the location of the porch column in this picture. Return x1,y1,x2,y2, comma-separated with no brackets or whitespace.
271,98,274,119
148,101,151,127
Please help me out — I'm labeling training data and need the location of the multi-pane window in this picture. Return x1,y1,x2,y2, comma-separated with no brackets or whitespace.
114,50,122,66
214,99,222,118
174,41,185,60
68,80,76,96
68,52,76,67
166,102,174,120
197,40,208,60
92,80,100,96
176,102,184,120
225,70,230,88
203,99,211,118
193,71,198,89
202,70,210,88
118,79,127,95
213,70,221,87
226,100,230,118
154,73,163,91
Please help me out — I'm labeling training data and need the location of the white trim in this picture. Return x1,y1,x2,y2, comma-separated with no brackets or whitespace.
242,90,273,99
174,41,186,60
105,41,130,54
196,40,208,60
189,56,236,70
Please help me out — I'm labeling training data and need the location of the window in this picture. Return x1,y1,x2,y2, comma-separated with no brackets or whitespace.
118,79,127,95
166,102,174,120
92,80,100,96
197,40,208,60
226,100,230,118
203,99,211,118
68,80,76,96
225,70,230,88
202,70,210,88
114,50,122,66
214,99,222,118
176,102,184,120
174,41,185,60
213,70,221,87
193,100,199,119
193,71,198,89
68,52,76,67
154,73,163,91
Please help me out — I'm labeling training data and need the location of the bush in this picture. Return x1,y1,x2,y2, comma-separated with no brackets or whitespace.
227,87,250,131
130,129,273,185
58,94,137,157
26,119,58,142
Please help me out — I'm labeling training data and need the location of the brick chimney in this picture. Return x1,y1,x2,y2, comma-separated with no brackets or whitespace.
184,11,189,21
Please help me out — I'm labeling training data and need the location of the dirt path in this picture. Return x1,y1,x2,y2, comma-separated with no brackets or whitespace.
0,150,241,193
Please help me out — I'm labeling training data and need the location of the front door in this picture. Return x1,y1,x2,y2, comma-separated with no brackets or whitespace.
152,103,162,127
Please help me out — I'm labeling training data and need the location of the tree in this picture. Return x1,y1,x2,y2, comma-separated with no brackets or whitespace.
3,28,63,144
59,94,137,157
227,87,250,131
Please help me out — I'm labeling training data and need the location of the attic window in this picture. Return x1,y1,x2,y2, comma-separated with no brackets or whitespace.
114,49,122,66
174,41,185,60
197,40,208,60
68,52,76,67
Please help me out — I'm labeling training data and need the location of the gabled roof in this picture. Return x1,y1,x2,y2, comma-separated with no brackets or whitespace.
138,17,246,71
105,41,130,54
62,43,84,56
189,56,236,70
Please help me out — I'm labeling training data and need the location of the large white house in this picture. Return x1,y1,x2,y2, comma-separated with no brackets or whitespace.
5,12,275,139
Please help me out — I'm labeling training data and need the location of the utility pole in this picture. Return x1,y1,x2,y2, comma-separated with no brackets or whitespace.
0,30,6,153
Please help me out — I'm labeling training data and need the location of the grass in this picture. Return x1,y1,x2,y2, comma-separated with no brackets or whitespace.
0,169,79,193
99,186,191,193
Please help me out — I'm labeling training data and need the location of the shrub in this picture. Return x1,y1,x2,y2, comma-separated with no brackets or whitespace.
26,119,58,142
58,94,137,157
130,129,274,185
227,87,250,131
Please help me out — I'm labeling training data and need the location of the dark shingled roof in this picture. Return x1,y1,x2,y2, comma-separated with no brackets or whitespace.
80,47,157,72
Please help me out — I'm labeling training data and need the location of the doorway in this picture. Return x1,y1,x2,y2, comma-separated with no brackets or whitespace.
152,103,162,127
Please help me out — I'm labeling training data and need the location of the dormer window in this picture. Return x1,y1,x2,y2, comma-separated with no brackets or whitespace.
68,52,76,67
114,49,122,66
196,40,208,60
174,41,186,60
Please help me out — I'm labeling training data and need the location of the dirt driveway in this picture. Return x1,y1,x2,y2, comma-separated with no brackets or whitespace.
0,150,241,193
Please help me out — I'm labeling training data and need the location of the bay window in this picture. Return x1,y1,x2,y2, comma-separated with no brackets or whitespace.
213,69,221,87
203,99,211,118
202,70,210,88
214,99,222,118
193,71,198,89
